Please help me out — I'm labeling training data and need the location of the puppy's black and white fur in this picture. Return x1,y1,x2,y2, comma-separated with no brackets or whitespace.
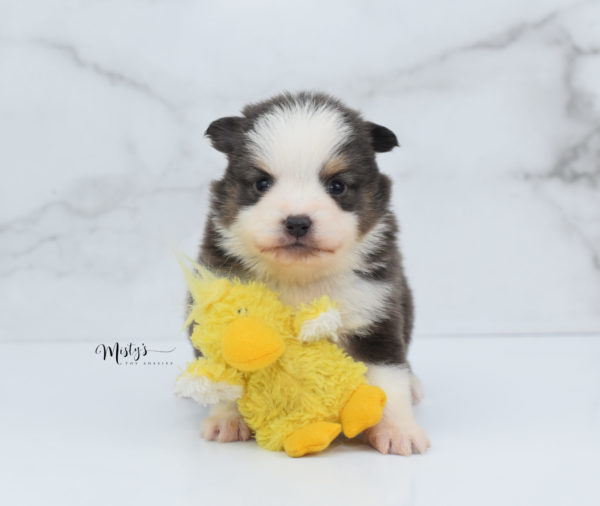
192,91,429,455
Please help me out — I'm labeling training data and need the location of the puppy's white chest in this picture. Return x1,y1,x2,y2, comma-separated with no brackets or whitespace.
273,274,392,333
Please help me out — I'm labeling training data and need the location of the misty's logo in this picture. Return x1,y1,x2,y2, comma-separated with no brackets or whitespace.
94,342,175,365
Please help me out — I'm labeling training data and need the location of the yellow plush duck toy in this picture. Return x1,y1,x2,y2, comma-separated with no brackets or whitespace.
174,261,386,457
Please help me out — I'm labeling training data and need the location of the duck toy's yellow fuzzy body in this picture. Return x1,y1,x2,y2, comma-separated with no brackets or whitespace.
174,261,386,457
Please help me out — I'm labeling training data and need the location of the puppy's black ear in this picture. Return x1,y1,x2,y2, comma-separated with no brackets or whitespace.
365,122,399,153
205,116,247,154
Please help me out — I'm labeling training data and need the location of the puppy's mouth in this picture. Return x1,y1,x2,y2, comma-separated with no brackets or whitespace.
259,240,336,258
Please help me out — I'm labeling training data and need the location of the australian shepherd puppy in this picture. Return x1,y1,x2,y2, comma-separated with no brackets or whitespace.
192,91,429,455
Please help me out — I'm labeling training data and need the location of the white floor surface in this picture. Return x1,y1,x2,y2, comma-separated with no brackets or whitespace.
1,336,599,506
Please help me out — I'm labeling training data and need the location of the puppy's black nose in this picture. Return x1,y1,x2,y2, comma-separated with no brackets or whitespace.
284,215,312,238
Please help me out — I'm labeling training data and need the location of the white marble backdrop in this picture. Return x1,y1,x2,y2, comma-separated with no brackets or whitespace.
1,0,599,341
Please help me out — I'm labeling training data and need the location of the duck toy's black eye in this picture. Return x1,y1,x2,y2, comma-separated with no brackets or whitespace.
255,176,273,193
327,179,346,195
237,307,248,315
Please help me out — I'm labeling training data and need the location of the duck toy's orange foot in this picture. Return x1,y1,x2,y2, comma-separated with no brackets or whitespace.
282,385,386,457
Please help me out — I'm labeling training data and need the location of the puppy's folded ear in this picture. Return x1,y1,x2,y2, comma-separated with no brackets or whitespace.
365,122,399,153
205,116,247,154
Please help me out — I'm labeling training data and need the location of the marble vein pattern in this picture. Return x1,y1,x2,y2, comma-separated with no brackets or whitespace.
1,0,599,340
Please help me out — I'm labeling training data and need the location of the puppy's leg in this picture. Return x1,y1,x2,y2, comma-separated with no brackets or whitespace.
201,401,251,443
365,364,430,456
410,371,425,405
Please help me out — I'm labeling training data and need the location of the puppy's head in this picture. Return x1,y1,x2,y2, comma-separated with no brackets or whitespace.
207,92,397,283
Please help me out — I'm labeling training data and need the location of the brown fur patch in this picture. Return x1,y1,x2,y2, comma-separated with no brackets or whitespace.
320,155,348,177
252,158,274,176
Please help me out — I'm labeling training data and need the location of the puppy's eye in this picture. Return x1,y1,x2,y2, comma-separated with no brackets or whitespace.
255,176,273,193
327,179,346,196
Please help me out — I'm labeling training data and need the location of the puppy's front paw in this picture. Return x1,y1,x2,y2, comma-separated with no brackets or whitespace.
365,420,430,456
201,413,251,443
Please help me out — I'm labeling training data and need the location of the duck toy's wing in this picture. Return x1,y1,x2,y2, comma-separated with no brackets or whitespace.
174,357,244,406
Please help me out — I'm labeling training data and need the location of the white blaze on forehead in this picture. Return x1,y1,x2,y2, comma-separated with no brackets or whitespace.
247,102,351,178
